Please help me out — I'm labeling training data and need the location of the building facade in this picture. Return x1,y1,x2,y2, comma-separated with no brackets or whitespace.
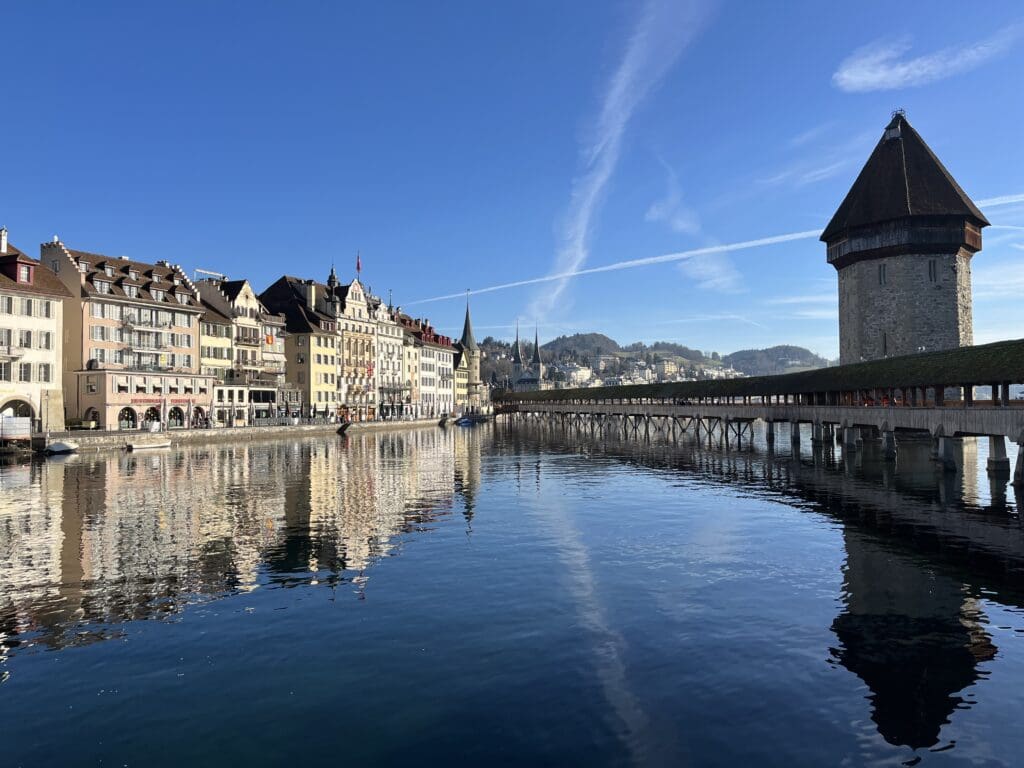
44,239,214,430
822,113,989,365
0,230,70,431
376,303,408,419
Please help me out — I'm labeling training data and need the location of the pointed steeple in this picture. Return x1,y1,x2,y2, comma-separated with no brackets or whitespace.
511,321,524,365
459,295,478,351
327,264,339,288
821,112,989,243
531,325,542,365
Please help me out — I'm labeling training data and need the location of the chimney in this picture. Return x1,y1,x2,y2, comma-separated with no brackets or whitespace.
302,279,317,310
0,227,7,255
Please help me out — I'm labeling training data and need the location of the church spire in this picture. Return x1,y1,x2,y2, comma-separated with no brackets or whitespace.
460,293,478,351
511,320,523,365
531,324,542,365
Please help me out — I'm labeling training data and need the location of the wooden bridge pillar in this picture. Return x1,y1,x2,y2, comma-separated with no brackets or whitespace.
790,421,801,447
881,430,897,462
811,421,824,444
936,436,958,472
1014,443,1024,486
987,435,1011,473
765,421,775,447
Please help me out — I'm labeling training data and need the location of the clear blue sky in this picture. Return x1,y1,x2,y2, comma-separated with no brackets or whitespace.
4,0,1023,358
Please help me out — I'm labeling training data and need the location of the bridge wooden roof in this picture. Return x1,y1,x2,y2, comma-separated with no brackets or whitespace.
499,338,1024,402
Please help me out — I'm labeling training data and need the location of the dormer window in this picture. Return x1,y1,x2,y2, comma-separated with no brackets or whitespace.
17,264,32,284
95,280,112,294
129,270,139,281
79,261,89,273
104,265,115,277
173,277,181,286
152,288,165,301
125,285,139,298
176,293,188,305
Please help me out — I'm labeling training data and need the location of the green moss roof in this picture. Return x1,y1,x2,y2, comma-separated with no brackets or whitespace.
498,338,1024,402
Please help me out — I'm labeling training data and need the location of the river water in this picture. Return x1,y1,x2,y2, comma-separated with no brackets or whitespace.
1,424,1023,766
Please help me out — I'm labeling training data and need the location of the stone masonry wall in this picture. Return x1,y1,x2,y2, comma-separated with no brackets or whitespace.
838,250,973,365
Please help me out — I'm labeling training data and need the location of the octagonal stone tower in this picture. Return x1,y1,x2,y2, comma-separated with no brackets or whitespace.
822,113,989,365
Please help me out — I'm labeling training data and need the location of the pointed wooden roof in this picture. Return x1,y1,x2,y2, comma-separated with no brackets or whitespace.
821,114,989,243
459,302,478,351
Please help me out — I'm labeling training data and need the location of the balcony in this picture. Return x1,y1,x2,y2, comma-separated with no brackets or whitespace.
123,316,172,330
235,334,261,346
0,345,27,359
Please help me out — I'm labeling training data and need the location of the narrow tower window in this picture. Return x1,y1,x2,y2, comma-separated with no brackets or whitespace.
928,259,937,282
882,333,888,356
878,263,887,285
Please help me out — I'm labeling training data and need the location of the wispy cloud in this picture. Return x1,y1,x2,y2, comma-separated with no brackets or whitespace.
973,261,1024,300
765,293,835,306
407,228,821,305
757,130,875,189
527,0,707,321
677,252,742,293
789,121,835,148
978,193,1024,208
655,313,765,329
833,26,1023,92
645,159,701,235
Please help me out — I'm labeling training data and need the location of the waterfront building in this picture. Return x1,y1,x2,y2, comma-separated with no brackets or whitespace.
330,269,377,421
259,275,341,418
823,113,989,365
375,302,408,419
456,301,486,414
197,277,288,425
44,239,214,430
397,314,454,417
403,329,421,418
198,299,235,424
0,229,70,430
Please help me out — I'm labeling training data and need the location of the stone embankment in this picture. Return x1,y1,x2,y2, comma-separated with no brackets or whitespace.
34,418,445,453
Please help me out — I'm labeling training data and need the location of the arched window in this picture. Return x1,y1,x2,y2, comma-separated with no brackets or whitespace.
118,407,138,430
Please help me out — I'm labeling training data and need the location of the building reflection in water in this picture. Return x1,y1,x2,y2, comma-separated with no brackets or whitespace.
492,422,1024,753
0,427,480,658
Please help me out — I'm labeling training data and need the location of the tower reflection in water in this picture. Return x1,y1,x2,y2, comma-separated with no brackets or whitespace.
493,422,1023,753
0,427,480,654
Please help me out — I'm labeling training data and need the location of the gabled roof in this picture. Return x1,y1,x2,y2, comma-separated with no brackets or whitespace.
0,244,73,299
821,114,989,242
220,279,248,303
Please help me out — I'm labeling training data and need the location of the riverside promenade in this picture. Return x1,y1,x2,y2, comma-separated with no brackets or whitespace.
33,417,446,453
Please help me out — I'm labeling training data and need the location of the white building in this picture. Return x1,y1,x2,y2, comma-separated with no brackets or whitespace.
0,230,69,431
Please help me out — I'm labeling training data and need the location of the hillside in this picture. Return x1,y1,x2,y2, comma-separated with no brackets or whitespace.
541,333,621,358
723,345,831,376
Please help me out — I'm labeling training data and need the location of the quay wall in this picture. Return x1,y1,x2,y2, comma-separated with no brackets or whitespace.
35,418,445,453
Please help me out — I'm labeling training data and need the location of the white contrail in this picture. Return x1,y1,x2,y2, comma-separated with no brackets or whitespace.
977,193,1024,207
405,193,1024,307
527,0,706,321
406,229,820,306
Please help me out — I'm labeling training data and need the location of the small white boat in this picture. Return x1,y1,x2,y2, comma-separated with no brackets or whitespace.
126,439,172,452
44,440,79,455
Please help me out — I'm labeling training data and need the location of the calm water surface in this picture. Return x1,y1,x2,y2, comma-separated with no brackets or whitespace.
2,424,1024,766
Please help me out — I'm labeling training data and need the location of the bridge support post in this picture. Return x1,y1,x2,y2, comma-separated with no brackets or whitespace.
987,435,1011,473
842,427,860,449
1014,442,1024,486
790,421,800,447
881,430,897,462
811,422,824,444
765,421,775,447
937,436,957,472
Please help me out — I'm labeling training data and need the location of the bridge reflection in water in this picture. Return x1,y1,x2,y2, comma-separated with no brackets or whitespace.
492,419,1024,753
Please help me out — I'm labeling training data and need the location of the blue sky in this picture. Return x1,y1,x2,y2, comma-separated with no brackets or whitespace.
3,0,1023,357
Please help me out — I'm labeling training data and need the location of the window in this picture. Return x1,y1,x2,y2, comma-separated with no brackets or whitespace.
176,293,189,305
104,265,114,277
38,363,51,383
79,261,89,273
51,259,60,273
878,263,887,286
0,362,9,381
40,331,52,350
19,363,32,382
125,285,139,298
928,259,937,283
18,264,31,283
95,280,112,294
152,289,165,301
883,332,888,357
0,296,11,314
42,300,52,318
21,298,33,316
129,270,139,281
18,330,32,348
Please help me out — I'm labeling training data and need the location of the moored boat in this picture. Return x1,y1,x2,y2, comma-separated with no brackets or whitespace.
44,440,79,455
126,439,172,451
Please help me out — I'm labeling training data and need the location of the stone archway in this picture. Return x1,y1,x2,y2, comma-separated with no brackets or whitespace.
144,406,161,424
118,407,138,430
0,399,35,419
168,406,185,428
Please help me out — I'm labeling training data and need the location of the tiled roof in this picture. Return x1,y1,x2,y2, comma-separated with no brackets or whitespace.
822,114,989,242
0,245,73,299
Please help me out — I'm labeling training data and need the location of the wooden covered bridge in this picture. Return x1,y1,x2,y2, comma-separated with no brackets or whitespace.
495,338,1024,483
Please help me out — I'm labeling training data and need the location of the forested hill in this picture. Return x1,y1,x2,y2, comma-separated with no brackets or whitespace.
722,345,831,376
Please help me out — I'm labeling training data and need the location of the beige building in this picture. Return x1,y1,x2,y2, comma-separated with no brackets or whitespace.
0,230,70,431
43,239,214,430
376,302,408,419
197,277,288,425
